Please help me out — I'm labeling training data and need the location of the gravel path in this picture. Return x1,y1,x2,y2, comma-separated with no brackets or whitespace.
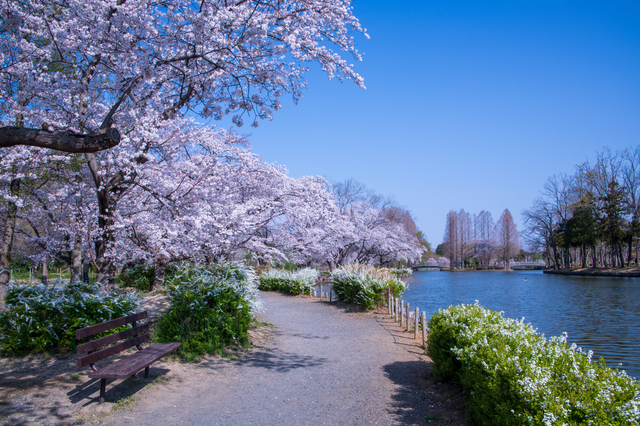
105,292,466,425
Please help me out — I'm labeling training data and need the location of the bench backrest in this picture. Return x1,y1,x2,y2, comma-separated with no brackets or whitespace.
76,311,150,368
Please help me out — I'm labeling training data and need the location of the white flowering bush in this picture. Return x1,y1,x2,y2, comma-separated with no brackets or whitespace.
0,281,139,354
391,268,412,275
427,302,640,425
154,263,261,362
331,264,406,310
258,268,318,295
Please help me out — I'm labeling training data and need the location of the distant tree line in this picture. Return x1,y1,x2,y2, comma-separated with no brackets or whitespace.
523,146,640,269
440,208,520,270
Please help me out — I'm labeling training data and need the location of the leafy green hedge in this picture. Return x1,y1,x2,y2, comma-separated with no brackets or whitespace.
117,264,178,291
154,263,260,362
117,264,155,291
0,282,139,354
258,268,318,295
331,265,406,310
427,303,640,425
391,268,412,275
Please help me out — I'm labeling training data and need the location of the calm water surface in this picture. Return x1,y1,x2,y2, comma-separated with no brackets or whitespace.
401,270,640,379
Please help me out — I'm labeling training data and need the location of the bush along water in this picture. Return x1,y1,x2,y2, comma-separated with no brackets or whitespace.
331,264,406,310
258,268,318,295
153,263,261,362
0,281,139,355
427,302,640,425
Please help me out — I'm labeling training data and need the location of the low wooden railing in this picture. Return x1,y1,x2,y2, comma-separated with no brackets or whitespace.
388,295,428,347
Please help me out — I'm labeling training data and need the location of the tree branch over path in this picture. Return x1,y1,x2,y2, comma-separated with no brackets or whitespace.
0,127,121,153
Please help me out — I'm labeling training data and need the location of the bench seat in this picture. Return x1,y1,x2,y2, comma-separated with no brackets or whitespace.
88,342,181,379
76,311,181,403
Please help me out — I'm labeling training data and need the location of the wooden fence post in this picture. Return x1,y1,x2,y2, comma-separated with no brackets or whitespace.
414,307,419,339
422,311,427,347
395,298,399,322
406,302,410,332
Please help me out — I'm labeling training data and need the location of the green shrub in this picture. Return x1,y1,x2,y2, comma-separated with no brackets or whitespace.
258,269,290,292
117,264,155,291
331,264,406,310
258,268,318,295
427,303,640,425
0,281,139,354
153,263,260,362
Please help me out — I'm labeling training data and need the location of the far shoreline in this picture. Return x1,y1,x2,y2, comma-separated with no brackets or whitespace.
543,267,640,278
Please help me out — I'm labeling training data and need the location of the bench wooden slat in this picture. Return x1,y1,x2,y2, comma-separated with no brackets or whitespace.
76,323,150,355
76,311,148,340
87,343,181,379
78,334,150,368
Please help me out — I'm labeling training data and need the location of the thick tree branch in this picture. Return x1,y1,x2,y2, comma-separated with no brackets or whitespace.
0,126,120,153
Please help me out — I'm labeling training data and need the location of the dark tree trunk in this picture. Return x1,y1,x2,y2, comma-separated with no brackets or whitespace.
41,259,48,285
153,257,168,289
0,179,20,286
94,185,117,285
86,153,128,286
618,242,625,268
71,234,82,282
551,244,559,270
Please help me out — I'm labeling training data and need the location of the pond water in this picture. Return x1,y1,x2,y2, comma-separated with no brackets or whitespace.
401,270,640,379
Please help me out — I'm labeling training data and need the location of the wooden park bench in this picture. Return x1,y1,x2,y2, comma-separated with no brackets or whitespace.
76,311,181,403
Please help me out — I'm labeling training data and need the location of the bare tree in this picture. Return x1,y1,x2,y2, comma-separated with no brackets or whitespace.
523,197,558,268
495,209,520,270
457,209,473,267
443,210,458,270
475,210,494,240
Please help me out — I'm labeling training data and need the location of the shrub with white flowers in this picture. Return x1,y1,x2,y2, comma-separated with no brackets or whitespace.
258,268,318,295
391,268,412,275
0,281,139,354
154,263,261,362
331,264,406,310
427,302,640,425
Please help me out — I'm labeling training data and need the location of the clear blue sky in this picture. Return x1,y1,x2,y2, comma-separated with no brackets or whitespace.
224,0,640,247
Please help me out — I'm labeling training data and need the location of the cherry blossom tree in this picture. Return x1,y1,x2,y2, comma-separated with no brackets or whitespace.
0,147,86,284
1,0,367,281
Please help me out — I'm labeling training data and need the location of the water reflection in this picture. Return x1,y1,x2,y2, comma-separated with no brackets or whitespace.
402,270,640,379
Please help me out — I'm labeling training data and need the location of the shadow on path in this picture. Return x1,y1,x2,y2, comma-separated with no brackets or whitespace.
383,361,467,425
67,368,171,406
231,347,327,372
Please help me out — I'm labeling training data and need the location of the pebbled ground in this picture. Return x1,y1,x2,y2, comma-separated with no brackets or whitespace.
105,292,467,426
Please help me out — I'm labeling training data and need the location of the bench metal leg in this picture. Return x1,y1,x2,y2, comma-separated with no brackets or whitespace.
145,366,149,377
99,378,106,404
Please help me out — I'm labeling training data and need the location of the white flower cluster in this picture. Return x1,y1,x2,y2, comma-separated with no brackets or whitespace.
258,268,318,295
168,262,262,314
429,302,640,425
331,264,406,309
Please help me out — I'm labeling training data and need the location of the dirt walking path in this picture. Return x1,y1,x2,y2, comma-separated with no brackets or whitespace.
105,292,466,425
0,292,466,425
